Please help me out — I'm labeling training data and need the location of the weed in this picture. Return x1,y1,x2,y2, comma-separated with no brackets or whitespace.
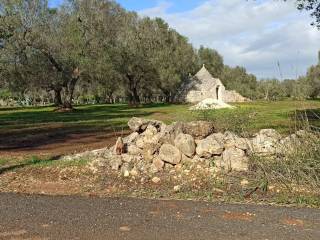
0,158,8,166
250,131,320,193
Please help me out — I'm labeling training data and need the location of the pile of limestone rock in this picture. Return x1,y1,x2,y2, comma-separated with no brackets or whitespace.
190,98,235,110
62,117,312,178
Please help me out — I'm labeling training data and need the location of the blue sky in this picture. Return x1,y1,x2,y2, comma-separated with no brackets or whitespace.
116,0,207,13
48,0,320,79
49,0,207,12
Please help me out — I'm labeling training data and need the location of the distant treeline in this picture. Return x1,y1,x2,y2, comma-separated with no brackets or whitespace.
0,0,319,108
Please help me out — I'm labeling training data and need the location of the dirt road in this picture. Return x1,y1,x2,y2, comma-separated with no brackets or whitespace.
0,193,319,240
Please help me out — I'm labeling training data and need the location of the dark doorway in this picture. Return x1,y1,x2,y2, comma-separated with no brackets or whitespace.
216,86,220,100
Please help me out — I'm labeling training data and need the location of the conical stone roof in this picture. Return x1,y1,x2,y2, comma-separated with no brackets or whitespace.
193,65,223,89
176,65,249,103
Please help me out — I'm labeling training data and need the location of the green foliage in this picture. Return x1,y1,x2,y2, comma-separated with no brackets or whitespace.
0,158,8,166
193,107,256,136
220,66,257,99
295,0,320,28
0,0,319,107
198,46,224,78
305,64,320,98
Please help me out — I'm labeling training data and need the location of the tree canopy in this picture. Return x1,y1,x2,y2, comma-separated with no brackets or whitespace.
0,0,319,108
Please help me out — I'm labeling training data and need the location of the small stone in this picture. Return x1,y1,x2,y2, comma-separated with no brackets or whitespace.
114,137,124,155
149,164,160,174
121,162,131,176
196,165,203,170
109,156,122,170
152,177,161,184
127,145,142,155
122,154,134,163
152,158,165,171
174,164,183,172
181,154,194,166
173,185,181,192
136,137,145,149
164,163,174,171
241,179,249,186
119,226,131,232
123,170,130,177
130,168,139,176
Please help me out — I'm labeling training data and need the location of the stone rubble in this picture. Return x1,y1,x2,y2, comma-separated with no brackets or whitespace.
190,98,235,110
62,117,315,178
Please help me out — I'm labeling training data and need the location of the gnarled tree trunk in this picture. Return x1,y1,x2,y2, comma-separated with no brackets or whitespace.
126,74,140,106
53,87,63,107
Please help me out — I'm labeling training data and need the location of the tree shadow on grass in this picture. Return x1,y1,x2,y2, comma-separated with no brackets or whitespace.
0,104,152,126
0,155,61,175
0,104,156,152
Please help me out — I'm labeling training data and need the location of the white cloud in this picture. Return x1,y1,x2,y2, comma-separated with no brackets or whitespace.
139,0,320,79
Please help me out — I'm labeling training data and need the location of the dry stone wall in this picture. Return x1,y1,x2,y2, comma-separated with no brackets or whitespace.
62,117,314,178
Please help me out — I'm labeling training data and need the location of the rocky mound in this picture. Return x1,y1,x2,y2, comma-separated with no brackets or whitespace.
190,98,235,110
63,118,312,179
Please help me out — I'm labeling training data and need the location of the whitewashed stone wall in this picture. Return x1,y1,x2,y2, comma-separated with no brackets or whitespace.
178,66,250,103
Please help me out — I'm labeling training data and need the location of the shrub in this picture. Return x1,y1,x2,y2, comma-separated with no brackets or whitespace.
251,131,320,192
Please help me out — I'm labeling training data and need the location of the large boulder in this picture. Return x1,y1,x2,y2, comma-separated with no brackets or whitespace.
159,122,184,145
219,147,248,171
136,125,162,149
123,132,139,145
250,129,281,154
196,134,224,158
128,117,164,133
159,144,182,165
142,143,158,162
174,133,196,157
127,145,142,155
279,130,318,152
142,125,158,137
182,121,215,139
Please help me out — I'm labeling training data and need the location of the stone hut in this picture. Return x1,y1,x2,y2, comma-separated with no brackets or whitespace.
178,65,250,103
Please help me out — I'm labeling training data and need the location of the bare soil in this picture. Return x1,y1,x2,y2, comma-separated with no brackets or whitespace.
0,125,130,159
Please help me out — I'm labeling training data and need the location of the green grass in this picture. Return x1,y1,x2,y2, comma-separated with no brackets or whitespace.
0,158,9,166
0,100,319,134
23,156,88,168
0,155,89,174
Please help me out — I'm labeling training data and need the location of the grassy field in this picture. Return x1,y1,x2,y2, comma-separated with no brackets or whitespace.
0,100,319,207
0,99,319,159
1,99,319,133
0,99,319,160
